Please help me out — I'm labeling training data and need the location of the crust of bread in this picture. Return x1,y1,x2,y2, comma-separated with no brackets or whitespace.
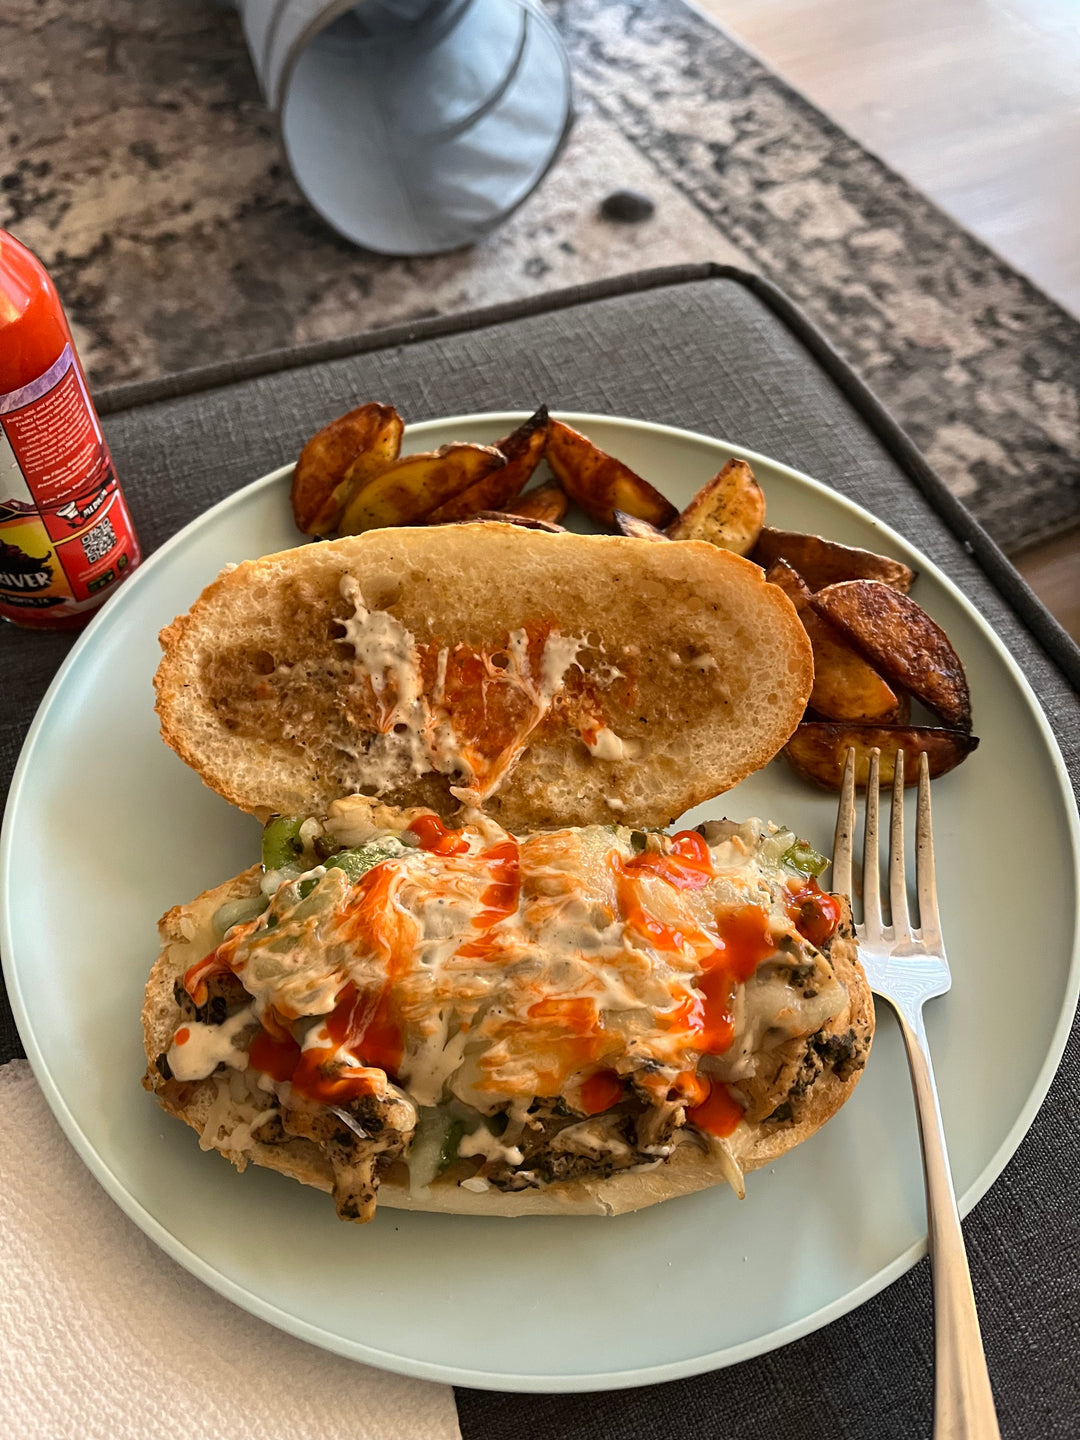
143,872,872,1219
154,525,813,830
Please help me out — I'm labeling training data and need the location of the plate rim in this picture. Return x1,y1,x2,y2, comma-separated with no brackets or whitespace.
3,410,1078,1392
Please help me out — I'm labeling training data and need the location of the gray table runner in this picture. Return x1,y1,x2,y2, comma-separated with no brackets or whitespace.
1,267,1077,1437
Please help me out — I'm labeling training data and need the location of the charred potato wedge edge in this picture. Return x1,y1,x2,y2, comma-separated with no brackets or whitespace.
507,479,570,525
752,528,915,594
613,509,671,541
810,580,972,731
785,723,979,789
765,561,901,724
428,407,549,523
545,418,678,528
443,511,566,533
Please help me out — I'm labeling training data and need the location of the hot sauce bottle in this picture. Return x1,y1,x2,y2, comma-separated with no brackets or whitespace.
0,228,141,629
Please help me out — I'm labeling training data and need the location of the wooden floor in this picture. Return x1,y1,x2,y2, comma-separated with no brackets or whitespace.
695,0,1080,641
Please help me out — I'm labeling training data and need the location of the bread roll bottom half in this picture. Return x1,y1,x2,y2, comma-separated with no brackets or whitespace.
143,806,873,1221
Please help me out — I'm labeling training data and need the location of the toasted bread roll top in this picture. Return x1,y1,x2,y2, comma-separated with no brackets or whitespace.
155,526,813,829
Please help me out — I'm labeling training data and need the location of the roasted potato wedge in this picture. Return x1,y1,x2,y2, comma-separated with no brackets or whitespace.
752,528,915,593
613,510,671,542
808,690,912,725
784,723,979,789
545,419,677,528
338,443,505,534
493,405,549,481
666,458,765,555
766,560,900,723
428,407,548,522
291,402,404,535
811,580,972,730
507,479,569,525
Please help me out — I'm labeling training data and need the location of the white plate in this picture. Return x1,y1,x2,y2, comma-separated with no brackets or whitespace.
3,414,1078,1392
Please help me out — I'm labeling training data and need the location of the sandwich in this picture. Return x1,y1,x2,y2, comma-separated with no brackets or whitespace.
143,523,873,1220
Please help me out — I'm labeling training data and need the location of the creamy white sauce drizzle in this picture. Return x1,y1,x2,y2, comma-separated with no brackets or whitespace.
594,662,625,685
167,1004,256,1081
551,1118,632,1161
337,574,599,804
458,1125,525,1167
539,633,584,699
584,726,630,762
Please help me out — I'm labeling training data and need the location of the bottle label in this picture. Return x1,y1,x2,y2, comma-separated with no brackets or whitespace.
0,343,140,618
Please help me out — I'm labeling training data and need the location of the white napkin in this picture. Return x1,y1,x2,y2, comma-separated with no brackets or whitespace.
0,1060,461,1440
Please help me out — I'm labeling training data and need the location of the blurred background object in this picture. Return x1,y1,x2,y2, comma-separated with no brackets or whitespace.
239,0,573,254
697,0,1080,319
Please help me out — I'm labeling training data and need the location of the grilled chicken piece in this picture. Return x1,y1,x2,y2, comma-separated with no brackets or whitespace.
281,1088,417,1222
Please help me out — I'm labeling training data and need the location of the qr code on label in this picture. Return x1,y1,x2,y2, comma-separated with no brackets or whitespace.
80,514,117,565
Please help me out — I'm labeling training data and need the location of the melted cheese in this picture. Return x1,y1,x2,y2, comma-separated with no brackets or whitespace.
212,819,847,1123
336,578,617,806
197,1070,278,1156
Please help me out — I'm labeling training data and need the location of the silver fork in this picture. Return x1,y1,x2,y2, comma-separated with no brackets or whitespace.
833,746,1001,1440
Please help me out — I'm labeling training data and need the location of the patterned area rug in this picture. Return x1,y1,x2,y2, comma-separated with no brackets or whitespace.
2,0,1078,551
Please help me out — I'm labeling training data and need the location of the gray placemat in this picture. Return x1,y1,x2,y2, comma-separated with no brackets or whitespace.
1,268,1077,1437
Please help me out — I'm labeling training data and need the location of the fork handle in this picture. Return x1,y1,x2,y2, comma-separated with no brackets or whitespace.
896,1008,1001,1440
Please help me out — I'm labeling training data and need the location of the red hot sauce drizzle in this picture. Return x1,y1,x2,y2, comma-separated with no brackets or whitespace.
786,876,842,947
687,1078,745,1138
248,1027,301,1083
182,949,234,1008
612,829,778,1131
612,830,713,953
287,979,403,1104
690,907,777,1136
241,860,413,1102
359,620,623,803
407,814,470,856
456,839,521,960
580,1068,624,1115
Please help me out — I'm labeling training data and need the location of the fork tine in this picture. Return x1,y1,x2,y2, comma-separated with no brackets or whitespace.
832,747,856,900
890,749,912,943
915,750,943,948
862,748,883,938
